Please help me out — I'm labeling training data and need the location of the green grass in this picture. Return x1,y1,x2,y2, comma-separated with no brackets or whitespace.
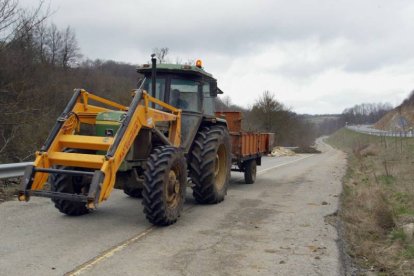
390,228,406,241
378,175,395,185
391,192,414,216
395,206,414,216
403,246,414,259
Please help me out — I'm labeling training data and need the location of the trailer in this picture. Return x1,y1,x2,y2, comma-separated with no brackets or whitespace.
215,111,274,184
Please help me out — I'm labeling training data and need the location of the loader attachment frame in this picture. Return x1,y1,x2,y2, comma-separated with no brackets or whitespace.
18,87,182,209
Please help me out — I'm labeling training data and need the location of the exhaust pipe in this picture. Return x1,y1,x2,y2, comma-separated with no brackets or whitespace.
151,54,157,98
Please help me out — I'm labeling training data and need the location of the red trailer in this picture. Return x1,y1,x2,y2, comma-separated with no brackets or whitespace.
215,112,275,184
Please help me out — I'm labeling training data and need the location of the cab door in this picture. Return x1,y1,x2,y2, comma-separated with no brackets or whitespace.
169,77,203,153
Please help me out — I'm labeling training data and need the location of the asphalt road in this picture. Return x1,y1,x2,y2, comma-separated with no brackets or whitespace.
347,124,386,135
0,141,346,276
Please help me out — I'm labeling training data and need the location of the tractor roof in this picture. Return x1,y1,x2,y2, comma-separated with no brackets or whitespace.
136,63,214,79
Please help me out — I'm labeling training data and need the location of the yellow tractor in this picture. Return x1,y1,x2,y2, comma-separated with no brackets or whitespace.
19,55,231,226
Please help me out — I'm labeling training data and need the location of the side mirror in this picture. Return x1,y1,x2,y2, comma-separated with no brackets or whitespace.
210,82,218,97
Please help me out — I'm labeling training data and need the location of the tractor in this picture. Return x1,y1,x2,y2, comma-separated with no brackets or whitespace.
18,55,231,226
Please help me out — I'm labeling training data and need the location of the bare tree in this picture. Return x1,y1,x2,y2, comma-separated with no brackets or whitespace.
174,57,196,65
0,0,18,37
60,26,80,68
252,91,284,131
185,58,195,65
0,0,49,44
0,125,18,154
222,96,232,108
8,0,49,43
342,102,393,124
33,21,47,62
174,56,182,65
153,47,169,63
255,91,284,113
47,23,61,65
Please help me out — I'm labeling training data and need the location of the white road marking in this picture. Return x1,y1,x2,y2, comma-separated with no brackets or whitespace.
66,227,155,276
65,154,315,275
257,154,314,175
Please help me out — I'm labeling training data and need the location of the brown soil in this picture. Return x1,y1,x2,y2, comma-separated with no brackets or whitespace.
375,103,414,131
292,146,322,154
0,178,20,203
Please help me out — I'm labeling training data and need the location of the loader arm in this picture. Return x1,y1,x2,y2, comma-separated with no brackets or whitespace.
19,88,181,209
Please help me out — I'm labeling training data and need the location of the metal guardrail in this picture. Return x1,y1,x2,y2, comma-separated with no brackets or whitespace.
0,162,32,179
346,125,414,138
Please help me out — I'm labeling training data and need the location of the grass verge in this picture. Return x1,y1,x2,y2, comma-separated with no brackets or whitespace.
327,128,414,274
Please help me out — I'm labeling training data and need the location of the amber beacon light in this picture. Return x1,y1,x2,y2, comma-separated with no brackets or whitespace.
196,59,203,68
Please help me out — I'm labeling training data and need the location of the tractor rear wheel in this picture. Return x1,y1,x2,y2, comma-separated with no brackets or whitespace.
142,146,187,226
243,159,257,184
50,166,90,216
189,125,231,204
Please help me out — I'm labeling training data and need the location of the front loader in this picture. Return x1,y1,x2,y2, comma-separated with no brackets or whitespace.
18,56,231,226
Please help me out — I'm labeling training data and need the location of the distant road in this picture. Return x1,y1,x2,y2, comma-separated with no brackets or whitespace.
346,125,414,137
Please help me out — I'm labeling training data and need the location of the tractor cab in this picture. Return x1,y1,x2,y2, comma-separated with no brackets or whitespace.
137,61,221,116
137,60,224,152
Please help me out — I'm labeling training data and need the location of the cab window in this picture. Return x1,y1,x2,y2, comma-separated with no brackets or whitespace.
203,83,214,115
170,79,200,112
144,78,165,109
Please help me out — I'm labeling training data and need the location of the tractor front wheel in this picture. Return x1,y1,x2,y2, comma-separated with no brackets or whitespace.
142,146,187,226
50,166,90,216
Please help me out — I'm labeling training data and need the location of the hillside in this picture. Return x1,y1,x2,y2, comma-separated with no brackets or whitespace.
301,114,342,125
375,92,414,130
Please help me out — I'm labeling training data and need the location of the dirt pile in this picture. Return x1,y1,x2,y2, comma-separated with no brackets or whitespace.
375,95,414,131
269,147,296,157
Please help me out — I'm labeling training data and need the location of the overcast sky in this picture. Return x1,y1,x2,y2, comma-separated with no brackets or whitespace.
22,0,414,114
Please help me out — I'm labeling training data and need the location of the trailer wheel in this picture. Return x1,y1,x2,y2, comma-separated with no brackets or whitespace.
50,166,90,216
189,125,231,204
244,159,257,184
142,146,187,226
